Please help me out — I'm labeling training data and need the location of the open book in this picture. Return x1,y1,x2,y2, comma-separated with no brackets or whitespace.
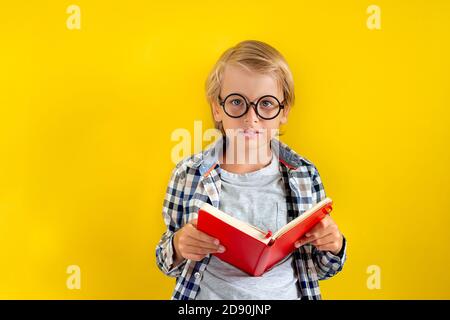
197,197,333,276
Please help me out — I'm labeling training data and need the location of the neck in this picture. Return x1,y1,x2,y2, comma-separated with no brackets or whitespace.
219,142,273,174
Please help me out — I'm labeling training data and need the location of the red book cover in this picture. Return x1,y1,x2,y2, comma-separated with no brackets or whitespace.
197,197,333,276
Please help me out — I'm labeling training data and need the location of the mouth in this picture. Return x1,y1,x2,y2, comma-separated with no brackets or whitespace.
239,128,264,138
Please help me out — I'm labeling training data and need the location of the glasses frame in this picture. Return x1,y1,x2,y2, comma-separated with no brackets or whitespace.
218,93,285,120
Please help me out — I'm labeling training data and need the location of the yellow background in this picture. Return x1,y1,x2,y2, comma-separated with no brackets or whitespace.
1,0,449,299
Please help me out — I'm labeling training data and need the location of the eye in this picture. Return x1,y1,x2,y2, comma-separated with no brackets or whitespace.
230,99,243,106
260,100,273,108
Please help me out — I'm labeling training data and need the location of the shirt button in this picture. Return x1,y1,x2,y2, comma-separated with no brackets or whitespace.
194,272,201,279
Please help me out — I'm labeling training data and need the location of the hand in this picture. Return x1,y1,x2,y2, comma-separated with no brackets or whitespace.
173,218,225,262
294,215,343,255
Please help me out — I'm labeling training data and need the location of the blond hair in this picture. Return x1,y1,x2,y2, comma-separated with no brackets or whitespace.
205,40,295,133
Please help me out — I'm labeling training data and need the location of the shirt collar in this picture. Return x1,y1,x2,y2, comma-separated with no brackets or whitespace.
186,136,303,177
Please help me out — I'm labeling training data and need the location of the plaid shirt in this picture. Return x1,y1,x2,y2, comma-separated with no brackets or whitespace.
156,137,347,300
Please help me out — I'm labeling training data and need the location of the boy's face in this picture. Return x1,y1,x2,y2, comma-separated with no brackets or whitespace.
212,64,291,155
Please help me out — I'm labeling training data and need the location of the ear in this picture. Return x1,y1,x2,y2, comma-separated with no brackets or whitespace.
212,101,223,123
279,105,291,125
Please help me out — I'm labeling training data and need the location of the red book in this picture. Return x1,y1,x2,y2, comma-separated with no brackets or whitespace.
197,197,333,276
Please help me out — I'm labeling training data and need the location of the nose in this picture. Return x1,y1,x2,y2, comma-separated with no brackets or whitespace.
244,103,259,123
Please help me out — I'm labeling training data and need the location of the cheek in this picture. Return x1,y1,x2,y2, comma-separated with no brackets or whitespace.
221,117,243,131
262,121,281,136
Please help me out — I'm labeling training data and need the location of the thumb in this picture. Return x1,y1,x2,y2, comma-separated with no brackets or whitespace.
189,218,198,227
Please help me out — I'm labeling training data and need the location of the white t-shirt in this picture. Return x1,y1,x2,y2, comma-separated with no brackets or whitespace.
196,152,300,300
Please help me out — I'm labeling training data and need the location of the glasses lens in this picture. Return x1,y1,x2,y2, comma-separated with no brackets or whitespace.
224,94,247,117
257,96,280,119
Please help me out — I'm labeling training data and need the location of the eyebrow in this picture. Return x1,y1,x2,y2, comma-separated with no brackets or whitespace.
220,92,282,102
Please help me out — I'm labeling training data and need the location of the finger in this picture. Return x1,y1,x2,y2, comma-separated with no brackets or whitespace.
185,236,222,251
309,233,336,246
295,224,338,248
295,236,307,248
189,227,220,245
296,231,326,247
315,242,340,253
303,224,324,239
305,217,331,236
183,244,225,255
305,222,338,242
189,218,198,227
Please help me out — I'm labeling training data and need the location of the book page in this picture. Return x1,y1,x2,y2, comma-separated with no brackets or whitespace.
272,197,332,239
200,203,271,243
200,198,331,245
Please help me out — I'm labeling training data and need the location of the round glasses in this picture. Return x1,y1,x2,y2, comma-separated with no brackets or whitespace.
219,93,285,120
